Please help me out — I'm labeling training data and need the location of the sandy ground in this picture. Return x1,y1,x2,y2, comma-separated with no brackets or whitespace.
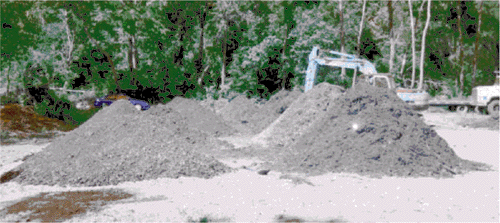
1,112,499,222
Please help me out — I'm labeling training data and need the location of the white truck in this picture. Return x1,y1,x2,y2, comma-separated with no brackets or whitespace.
305,47,430,110
428,71,499,117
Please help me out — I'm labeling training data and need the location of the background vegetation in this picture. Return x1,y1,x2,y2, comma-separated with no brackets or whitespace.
1,0,499,126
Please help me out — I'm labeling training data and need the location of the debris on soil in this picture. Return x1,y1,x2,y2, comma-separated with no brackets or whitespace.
275,214,347,223
278,174,314,186
459,116,500,130
165,97,236,137
255,83,343,148
0,189,133,222
0,169,22,184
10,100,233,187
262,82,493,178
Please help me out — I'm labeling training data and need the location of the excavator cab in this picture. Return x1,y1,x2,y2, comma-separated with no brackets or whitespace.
357,74,396,89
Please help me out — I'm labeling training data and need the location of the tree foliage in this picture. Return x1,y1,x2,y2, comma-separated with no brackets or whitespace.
1,0,498,104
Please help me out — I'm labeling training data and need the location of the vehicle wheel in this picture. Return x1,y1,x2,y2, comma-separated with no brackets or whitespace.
457,105,468,114
448,105,457,111
487,100,499,118
135,104,142,111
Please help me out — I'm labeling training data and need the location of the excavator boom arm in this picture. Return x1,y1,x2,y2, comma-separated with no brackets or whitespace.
305,46,377,92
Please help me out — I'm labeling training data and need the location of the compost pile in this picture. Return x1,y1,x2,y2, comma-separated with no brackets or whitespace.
0,103,67,133
265,82,492,178
11,100,232,187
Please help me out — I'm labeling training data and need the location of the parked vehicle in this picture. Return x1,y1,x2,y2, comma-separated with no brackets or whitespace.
428,71,499,117
94,94,150,111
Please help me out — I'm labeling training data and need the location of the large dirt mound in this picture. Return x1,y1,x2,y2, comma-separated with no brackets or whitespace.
265,82,492,178
165,97,236,137
11,100,232,187
254,83,343,147
218,96,261,135
217,90,302,135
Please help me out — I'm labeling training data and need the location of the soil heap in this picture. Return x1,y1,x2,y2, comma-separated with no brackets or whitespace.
218,95,262,135
10,100,232,187
165,97,236,137
254,83,343,148
264,82,492,178
218,90,302,135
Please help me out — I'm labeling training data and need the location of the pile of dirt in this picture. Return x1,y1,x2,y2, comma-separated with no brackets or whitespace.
254,89,303,131
0,104,68,134
217,95,264,135
217,90,303,135
9,100,233,187
165,97,237,137
263,82,492,178
254,83,343,148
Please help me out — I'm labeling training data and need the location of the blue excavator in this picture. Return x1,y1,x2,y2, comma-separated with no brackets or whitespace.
305,46,429,110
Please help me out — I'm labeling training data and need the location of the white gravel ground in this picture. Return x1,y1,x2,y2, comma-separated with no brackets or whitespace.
1,112,499,222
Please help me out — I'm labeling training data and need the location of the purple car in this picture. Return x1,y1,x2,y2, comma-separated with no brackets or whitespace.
94,94,150,111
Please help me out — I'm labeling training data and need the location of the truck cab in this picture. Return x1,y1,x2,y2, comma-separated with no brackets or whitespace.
470,71,500,117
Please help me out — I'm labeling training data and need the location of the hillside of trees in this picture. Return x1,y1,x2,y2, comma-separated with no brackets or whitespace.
1,0,499,104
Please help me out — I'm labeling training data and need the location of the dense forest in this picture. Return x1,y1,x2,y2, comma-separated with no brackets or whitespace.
1,0,499,104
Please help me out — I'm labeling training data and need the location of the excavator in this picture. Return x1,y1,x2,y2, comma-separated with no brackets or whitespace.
305,46,430,110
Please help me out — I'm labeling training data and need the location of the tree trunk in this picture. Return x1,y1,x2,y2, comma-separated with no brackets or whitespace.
128,37,134,72
408,0,417,89
281,22,289,90
457,1,465,93
399,53,407,81
353,0,367,89
472,1,483,89
62,9,74,67
339,0,346,80
418,0,431,90
6,66,10,94
220,24,227,92
388,0,395,75
132,35,138,69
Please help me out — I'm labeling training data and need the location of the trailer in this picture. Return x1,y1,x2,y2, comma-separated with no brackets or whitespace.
428,71,499,117
428,97,474,113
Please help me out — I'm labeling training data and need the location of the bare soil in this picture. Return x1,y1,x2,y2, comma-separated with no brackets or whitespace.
1,86,498,222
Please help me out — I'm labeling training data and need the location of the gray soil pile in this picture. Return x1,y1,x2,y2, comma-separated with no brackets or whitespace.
256,89,303,131
218,91,301,135
218,96,262,135
165,97,236,137
265,82,492,178
10,100,232,187
255,83,343,147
